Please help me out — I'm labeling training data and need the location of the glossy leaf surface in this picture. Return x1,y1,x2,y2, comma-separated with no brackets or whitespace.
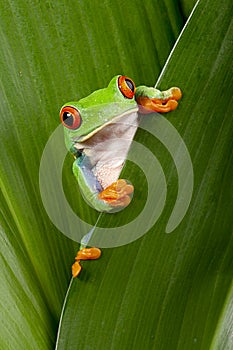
0,1,232,349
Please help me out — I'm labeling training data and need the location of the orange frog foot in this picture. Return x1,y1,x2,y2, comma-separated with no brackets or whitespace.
72,247,101,278
98,179,134,208
137,87,182,114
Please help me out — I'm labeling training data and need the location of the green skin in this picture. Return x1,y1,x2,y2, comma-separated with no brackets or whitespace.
61,75,175,212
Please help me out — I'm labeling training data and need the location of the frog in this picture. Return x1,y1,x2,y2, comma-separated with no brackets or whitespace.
60,75,182,277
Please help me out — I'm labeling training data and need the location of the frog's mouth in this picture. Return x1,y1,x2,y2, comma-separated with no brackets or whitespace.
74,109,139,189
75,108,138,143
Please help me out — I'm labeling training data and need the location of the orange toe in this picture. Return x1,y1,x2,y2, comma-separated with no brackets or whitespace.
170,87,182,101
98,179,134,206
75,247,102,261
72,261,82,278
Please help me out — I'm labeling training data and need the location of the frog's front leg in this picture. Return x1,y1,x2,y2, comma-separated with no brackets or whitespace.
135,86,182,114
73,157,134,212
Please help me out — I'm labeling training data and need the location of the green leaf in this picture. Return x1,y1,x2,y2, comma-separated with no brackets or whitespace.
179,0,198,18
0,213,54,349
55,0,233,349
210,282,233,350
0,1,183,349
1,0,232,349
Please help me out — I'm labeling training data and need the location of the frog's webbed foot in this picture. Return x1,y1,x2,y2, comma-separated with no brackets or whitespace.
72,247,101,278
98,179,134,209
136,86,182,114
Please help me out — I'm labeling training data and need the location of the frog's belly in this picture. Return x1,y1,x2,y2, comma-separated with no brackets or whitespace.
92,139,132,189
76,111,139,189
93,161,123,189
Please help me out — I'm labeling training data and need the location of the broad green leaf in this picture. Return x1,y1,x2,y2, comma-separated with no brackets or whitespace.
55,0,233,349
210,282,233,350
0,213,54,349
0,1,183,349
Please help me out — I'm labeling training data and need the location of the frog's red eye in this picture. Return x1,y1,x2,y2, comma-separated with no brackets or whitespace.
118,76,135,99
60,106,81,130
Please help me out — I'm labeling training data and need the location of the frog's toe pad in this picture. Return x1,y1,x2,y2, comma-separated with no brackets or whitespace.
72,261,82,278
72,248,101,278
171,87,182,101
98,179,134,208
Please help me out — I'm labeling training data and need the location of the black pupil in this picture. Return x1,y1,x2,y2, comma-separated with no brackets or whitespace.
125,79,134,92
62,112,74,126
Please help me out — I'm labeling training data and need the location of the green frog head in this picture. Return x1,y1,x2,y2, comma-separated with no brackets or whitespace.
60,75,138,153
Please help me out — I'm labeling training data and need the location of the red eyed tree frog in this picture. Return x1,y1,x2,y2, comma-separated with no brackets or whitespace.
60,75,182,277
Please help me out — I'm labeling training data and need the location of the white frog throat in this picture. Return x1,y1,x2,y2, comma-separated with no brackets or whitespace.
74,111,139,189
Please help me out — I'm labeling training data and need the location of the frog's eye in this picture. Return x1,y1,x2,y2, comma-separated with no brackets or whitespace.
118,76,135,99
60,106,82,130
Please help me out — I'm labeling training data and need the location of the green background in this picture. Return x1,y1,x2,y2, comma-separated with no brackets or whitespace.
0,1,232,349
